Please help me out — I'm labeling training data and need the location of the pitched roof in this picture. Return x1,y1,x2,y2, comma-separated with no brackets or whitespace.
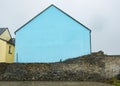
0,37,15,45
15,4,91,34
0,28,14,45
8,38,15,45
0,28,7,35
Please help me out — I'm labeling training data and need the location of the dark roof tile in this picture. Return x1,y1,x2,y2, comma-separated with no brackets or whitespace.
0,28,7,35
8,38,15,45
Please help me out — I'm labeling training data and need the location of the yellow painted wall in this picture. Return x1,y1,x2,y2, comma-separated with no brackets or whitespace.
5,43,15,63
0,40,7,62
0,39,14,63
0,29,11,41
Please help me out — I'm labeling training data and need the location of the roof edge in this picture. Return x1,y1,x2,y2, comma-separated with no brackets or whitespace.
52,5,91,32
14,4,54,34
15,4,91,34
0,28,7,35
6,28,12,39
0,37,14,46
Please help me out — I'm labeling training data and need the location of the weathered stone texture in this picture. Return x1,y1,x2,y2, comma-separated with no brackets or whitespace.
0,51,120,81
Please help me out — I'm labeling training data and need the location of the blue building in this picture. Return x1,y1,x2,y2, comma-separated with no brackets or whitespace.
15,5,91,63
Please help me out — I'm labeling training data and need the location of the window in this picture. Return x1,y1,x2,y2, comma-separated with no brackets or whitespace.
8,46,12,54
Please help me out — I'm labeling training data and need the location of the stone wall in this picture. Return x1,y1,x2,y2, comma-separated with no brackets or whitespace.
0,51,120,81
104,56,120,78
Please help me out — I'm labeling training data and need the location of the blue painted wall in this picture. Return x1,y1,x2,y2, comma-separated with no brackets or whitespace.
15,5,91,63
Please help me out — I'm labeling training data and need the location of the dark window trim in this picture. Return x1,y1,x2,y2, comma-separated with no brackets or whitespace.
8,46,12,54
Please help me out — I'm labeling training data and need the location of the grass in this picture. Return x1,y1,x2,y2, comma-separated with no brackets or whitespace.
112,77,120,86
116,83,120,86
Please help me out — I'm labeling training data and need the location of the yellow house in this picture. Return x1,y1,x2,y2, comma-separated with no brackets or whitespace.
0,28,15,63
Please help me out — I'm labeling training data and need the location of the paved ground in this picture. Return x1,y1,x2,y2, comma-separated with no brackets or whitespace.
0,81,114,86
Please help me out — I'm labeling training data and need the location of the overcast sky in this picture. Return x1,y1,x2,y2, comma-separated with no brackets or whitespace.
0,0,120,55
